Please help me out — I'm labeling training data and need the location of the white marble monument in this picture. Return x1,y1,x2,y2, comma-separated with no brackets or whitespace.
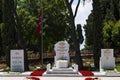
44,41,79,76
100,49,115,70
54,41,70,68
10,50,24,72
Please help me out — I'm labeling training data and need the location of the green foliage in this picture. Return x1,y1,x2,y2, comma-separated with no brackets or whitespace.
0,0,70,68
17,6,38,46
112,20,120,48
16,0,69,53
84,13,94,48
103,21,114,47
85,0,120,69
103,20,120,49
0,24,2,56
2,0,17,66
116,63,120,71
41,0,69,52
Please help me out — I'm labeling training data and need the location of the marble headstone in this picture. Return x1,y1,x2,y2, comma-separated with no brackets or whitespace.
100,49,115,70
54,41,70,68
10,50,24,72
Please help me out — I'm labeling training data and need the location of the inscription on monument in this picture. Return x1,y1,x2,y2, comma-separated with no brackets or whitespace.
100,49,115,70
10,50,24,72
54,41,70,68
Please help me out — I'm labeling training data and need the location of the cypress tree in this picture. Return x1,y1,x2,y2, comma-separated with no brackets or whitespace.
2,0,17,66
0,0,2,23
77,24,84,45
2,0,29,71
92,0,105,69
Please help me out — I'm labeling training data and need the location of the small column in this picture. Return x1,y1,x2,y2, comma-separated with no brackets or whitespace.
73,64,78,72
47,63,51,72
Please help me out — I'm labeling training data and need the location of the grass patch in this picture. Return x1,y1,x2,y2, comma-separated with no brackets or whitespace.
7,71,23,75
116,63,120,71
104,69,117,72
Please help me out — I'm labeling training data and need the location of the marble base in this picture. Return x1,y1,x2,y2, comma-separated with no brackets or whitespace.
56,60,68,68
46,67,78,74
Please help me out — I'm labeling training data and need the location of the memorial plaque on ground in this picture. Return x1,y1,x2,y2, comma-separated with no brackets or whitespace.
10,50,24,72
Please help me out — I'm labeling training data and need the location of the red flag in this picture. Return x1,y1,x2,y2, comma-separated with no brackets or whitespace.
36,9,42,35
53,51,56,56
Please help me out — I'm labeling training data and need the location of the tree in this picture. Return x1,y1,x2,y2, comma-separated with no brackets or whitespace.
65,0,83,69
2,0,16,66
103,0,116,48
15,0,71,65
103,20,120,54
85,0,120,69
103,21,115,48
17,0,70,54
77,24,84,45
42,0,70,52
0,24,2,57
112,20,120,49
84,0,108,69
2,0,29,70
0,0,2,22
0,0,3,57
84,13,94,50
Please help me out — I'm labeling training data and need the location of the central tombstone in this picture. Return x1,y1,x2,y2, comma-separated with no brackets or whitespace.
44,41,79,76
54,41,70,68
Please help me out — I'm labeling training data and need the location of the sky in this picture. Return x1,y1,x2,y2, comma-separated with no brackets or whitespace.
72,0,93,49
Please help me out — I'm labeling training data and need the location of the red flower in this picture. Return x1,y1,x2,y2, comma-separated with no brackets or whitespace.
26,77,40,80
30,70,45,76
85,77,99,80
79,70,94,76
85,77,94,80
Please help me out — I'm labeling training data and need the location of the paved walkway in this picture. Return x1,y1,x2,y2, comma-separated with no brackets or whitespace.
0,71,120,80
0,76,120,80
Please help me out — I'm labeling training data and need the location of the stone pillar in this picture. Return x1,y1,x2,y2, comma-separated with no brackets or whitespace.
47,63,51,71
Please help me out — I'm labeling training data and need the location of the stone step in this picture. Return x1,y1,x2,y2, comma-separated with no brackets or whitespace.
52,68,73,71
43,73,81,77
46,70,78,74
106,72,120,76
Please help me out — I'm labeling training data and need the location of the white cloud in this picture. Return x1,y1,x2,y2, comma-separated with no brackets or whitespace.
72,1,93,49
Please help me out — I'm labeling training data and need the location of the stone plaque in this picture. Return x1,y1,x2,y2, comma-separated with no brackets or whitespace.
100,49,115,70
10,50,24,72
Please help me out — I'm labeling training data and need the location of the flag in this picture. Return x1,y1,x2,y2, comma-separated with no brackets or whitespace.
36,9,43,35
53,51,56,56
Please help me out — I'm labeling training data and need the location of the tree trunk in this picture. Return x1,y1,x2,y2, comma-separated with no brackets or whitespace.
65,0,83,69
71,19,83,69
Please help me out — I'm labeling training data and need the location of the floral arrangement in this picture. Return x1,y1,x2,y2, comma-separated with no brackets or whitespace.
85,77,101,80
23,77,40,80
79,70,94,76
30,70,45,76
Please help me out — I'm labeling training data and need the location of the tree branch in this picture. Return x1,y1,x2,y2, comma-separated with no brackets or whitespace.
65,0,74,18
74,0,80,18
70,0,74,5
